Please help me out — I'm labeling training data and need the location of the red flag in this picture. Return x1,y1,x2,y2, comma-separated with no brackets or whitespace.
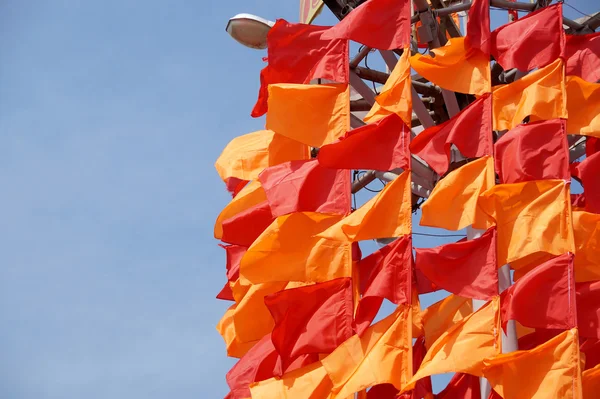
251,20,349,117
494,119,570,184
409,94,492,175
415,227,498,301
224,177,248,198
366,384,399,398
216,244,247,301
581,338,600,370
258,159,351,217
264,278,355,370
321,0,410,49
587,137,600,157
517,329,563,351
574,152,600,214
572,193,587,209
317,113,410,171
566,31,600,83
501,253,577,331
577,280,600,339
466,0,491,55
437,373,481,399
220,200,274,247
491,4,564,72
355,235,412,335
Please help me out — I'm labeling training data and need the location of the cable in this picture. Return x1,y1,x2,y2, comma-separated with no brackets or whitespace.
563,1,595,18
413,232,467,238
363,47,380,94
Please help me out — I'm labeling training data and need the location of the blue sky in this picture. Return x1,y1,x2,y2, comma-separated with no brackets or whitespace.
0,1,596,398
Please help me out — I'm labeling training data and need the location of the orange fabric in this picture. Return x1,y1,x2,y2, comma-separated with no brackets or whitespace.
410,37,491,96
483,329,583,399
266,83,350,148
321,305,413,397
317,170,411,242
402,297,501,392
364,50,412,126
420,294,473,349
421,156,495,231
240,212,353,284
215,181,266,240
216,306,260,358
583,364,600,399
573,211,600,282
492,58,566,131
249,361,334,399
215,130,309,182
565,75,600,138
479,180,574,266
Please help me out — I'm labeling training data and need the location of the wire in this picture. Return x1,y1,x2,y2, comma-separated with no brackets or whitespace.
413,232,467,238
563,1,595,18
363,47,380,94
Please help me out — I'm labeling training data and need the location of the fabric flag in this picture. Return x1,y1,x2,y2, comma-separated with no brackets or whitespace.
492,58,566,131
318,112,410,171
355,235,412,335
215,181,266,240
317,170,411,241
410,37,491,96
402,297,501,392
409,94,492,176
479,179,574,265
495,119,569,184
240,212,352,284
321,0,411,50
572,211,600,282
216,244,247,301
217,306,261,358
565,31,600,83
249,361,334,399
517,328,563,351
224,177,248,198
501,253,577,331
576,280,600,339
436,373,481,399
572,193,587,210
321,304,413,397
420,294,473,349
583,364,600,399
215,130,309,182
490,3,564,72
466,0,490,55
581,338,600,370
483,329,582,399
565,76,600,138
220,200,274,247
266,83,350,148
363,49,412,126
588,136,600,157
420,156,495,231
415,227,498,301
411,336,434,399
258,159,351,217
573,152,600,213
264,278,355,370
252,19,349,117
365,384,399,399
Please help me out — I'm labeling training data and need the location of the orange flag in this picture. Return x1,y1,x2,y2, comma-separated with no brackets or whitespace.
215,181,267,240
364,50,412,126
479,179,575,265
410,37,491,96
402,297,500,392
420,294,473,349
216,306,261,359
492,58,566,131
321,304,413,397
266,83,350,148
240,212,353,284
573,211,600,282
483,329,583,399
583,364,600,399
215,130,309,181
249,361,334,399
565,75,600,138
317,170,411,241
420,156,495,231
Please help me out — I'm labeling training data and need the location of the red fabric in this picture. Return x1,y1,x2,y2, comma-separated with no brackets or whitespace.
587,137,600,157
517,329,562,351
571,193,587,209
224,177,248,198
264,278,355,370
487,390,502,399
355,235,413,335
494,119,570,184
251,20,349,117
216,244,247,301
566,31,600,83
273,353,319,377
216,282,234,301
490,4,564,72
366,384,399,398
501,253,577,331
580,338,600,370
415,227,498,301
415,266,439,295
258,159,351,217
318,113,410,171
225,334,279,399
574,152,600,214
412,336,433,399
576,280,600,339
409,94,492,175
437,373,481,399
220,201,274,247
321,0,411,50
466,0,491,55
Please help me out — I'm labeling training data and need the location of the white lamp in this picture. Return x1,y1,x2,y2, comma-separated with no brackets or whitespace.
225,13,275,50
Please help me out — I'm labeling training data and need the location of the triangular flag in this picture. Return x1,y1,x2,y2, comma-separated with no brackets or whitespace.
420,294,473,349
565,76,600,138
220,200,274,247
566,31,600,83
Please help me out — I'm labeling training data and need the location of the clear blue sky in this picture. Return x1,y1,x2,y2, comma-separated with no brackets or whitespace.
0,1,595,398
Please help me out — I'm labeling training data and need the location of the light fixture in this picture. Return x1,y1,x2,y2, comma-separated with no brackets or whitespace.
225,13,275,50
